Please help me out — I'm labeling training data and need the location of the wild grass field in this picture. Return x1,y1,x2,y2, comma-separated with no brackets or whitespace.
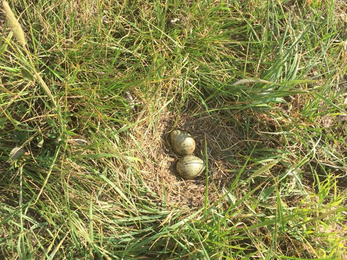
1,0,347,259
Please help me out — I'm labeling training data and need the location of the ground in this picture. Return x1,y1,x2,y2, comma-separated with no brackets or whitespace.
0,0,346,259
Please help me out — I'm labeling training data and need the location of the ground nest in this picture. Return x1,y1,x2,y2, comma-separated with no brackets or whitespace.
133,110,244,209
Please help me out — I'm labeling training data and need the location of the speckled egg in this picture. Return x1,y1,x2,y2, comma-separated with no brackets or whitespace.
170,130,196,155
176,155,205,179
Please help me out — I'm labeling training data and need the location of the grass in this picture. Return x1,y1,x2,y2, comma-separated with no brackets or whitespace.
1,0,346,259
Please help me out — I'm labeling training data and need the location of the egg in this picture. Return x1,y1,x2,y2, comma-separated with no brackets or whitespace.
170,130,196,155
176,155,205,179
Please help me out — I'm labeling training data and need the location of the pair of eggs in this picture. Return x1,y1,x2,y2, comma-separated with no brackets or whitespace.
170,130,205,179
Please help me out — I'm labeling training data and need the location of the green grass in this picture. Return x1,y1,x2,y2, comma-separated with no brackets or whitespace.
1,0,347,259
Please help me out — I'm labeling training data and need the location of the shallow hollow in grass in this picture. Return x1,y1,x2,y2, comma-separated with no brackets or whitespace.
132,109,246,209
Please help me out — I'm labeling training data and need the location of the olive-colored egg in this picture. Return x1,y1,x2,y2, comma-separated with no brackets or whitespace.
176,155,205,179
170,130,196,155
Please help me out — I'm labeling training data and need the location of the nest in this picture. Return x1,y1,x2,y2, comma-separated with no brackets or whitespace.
132,108,243,209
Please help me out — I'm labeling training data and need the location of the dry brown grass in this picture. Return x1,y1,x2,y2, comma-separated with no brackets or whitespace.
2,0,26,47
130,106,246,209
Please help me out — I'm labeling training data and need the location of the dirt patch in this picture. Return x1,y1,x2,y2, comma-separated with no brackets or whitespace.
132,108,244,209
